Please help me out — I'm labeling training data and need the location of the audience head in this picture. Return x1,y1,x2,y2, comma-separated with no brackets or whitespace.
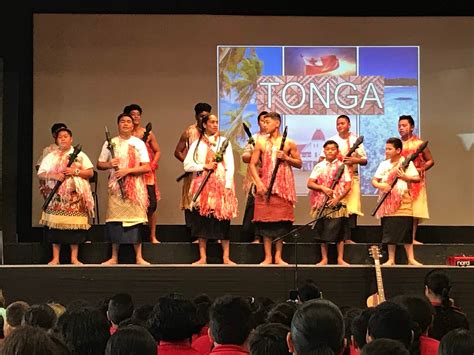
147,295,198,342
2,325,70,355
4,301,30,337
298,279,322,302
209,295,252,346
105,325,156,355
342,307,362,350
66,299,91,312
249,323,291,355
22,304,57,331
265,302,298,328
289,299,344,355
127,304,153,328
438,328,474,355
351,307,375,350
424,270,451,307
360,338,409,355
367,302,412,350
57,307,110,355
249,296,275,329
391,294,434,334
193,293,212,331
107,293,134,326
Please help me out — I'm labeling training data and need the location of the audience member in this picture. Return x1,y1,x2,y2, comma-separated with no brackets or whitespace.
342,307,362,355
1,325,70,355
297,279,322,302
248,323,290,355
265,302,298,328
148,296,199,354
438,328,474,355
105,325,156,355
3,301,30,338
193,294,212,339
57,306,110,355
351,307,375,353
360,338,409,355
424,270,470,340
208,295,252,354
22,304,57,331
107,293,134,335
391,294,439,355
288,299,344,355
367,302,412,350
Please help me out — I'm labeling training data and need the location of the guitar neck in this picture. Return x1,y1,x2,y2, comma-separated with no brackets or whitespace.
373,258,386,302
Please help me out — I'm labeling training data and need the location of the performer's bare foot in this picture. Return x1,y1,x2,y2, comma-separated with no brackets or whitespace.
260,258,272,265
136,258,151,265
192,258,207,265
316,259,328,266
150,238,160,244
275,259,289,266
408,258,423,266
223,258,236,265
345,240,356,244
251,239,260,244
48,259,60,265
71,259,83,265
382,259,395,266
337,259,350,266
101,258,118,265
413,240,423,245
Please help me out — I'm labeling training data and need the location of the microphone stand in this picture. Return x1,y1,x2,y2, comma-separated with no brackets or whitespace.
272,207,343,295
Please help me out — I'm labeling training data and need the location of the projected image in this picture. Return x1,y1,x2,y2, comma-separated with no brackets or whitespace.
358,46,419,194
217,45,419,195
218,47,283,175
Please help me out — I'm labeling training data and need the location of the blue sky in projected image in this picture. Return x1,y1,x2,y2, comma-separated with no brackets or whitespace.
358,47,418,79
249,47,283,75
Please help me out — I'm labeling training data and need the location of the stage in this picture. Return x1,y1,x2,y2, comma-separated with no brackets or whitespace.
1,235,474,326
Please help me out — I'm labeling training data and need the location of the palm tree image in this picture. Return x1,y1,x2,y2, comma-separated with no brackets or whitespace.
218,47,263,176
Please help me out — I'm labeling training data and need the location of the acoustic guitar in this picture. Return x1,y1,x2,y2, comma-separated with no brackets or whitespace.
367,245,386,307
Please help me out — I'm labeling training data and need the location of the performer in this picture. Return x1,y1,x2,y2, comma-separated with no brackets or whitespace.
125,104,161,244
183,114,237,265
38,127,94,265
241,111,268,243
35,122,68,171
398,115,434,244
319,115,367,241
174,102,212,235
308,140,351,265
36,122,68,199
371,137,422,266
249,112,302,265
97,113,151,265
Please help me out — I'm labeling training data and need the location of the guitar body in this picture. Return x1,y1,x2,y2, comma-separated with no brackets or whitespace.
366,293,382,307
